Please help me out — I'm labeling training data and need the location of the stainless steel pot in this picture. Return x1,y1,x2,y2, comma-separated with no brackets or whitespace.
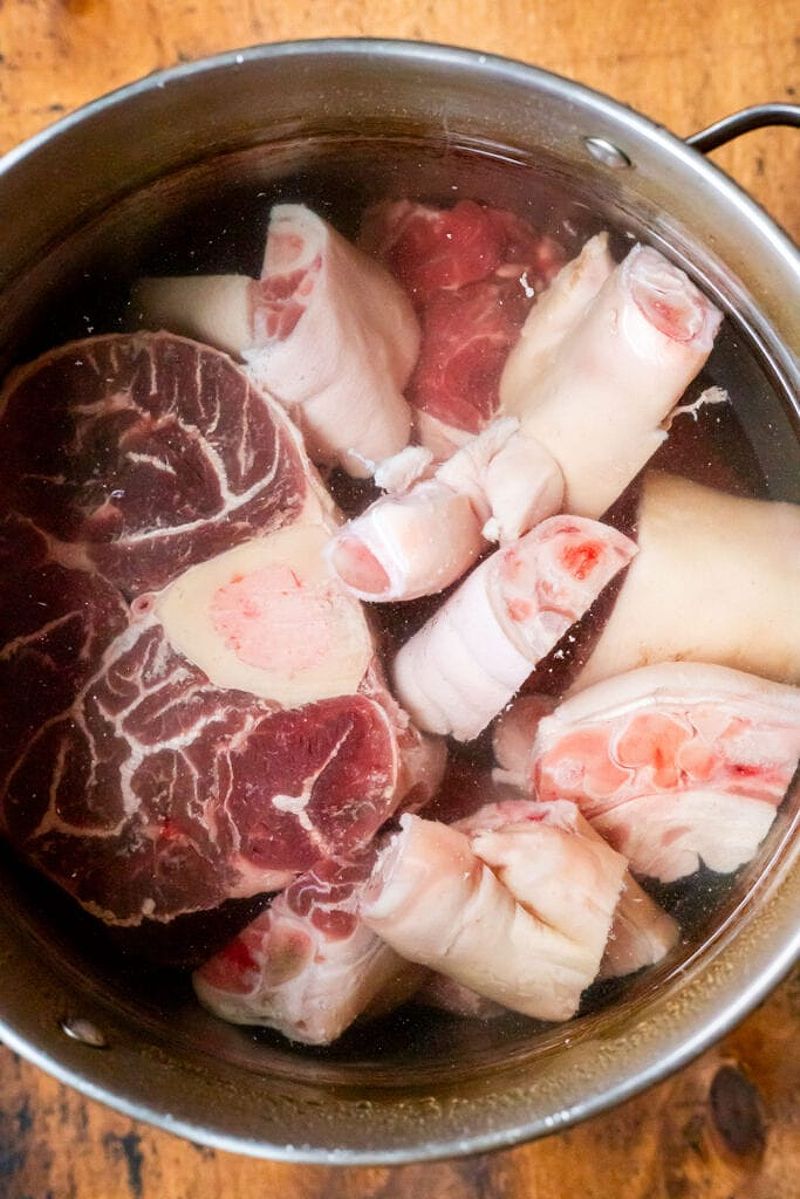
0,39,798,1165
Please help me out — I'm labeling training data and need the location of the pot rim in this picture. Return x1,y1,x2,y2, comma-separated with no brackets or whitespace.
0,36,798,1165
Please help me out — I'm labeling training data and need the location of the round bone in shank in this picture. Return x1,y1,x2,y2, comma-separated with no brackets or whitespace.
575,471,800,691
531,661,800,882
156,523,374,707
392,515,637,740
499,239,723,517
360,813,605,1022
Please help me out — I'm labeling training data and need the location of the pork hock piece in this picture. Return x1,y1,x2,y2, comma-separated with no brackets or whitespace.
194,853,424,1045
457,798,678,980
361,812,621,1022
360,199,566,458
135,204,419,477
531,662,800,883
576,472,800,691
499,237,723,518
0,333,416,927
418,793,676,1018
392,516,636,740
329,418,564,602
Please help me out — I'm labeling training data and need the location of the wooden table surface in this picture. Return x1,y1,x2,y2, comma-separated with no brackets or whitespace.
0,1,798,1196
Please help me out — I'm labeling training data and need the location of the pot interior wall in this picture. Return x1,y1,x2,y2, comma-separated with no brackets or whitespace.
0,45,798,1158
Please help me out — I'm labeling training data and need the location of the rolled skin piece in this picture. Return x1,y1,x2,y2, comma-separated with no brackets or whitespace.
136,205,419,478
194,854,423,1044
392,516,636,740
576,472,800,691
531,661,800,882
361,813,610,1021
328,419,564,602
499,240,723,517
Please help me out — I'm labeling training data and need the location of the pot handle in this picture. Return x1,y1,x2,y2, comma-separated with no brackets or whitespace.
685,102,800,153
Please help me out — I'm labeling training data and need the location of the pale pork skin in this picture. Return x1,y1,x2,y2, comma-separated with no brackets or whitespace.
576,472,800,691
328,418,564,602
136,204,419,478
393,516,636,740
416,794,676,1019
193,854,424,1045
361,813,617,1022
499,240,723,517
531,662,800,883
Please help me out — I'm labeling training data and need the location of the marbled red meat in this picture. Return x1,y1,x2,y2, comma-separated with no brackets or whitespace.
0,333,404,926
407,281,531,436
360,200,565,449
0,333,308,595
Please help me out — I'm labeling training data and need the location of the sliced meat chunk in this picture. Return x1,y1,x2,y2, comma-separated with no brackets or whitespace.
0,333,408,930
361,199,565,453
0,331,318,595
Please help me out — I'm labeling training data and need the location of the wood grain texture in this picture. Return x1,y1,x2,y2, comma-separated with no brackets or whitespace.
0,1,798,1196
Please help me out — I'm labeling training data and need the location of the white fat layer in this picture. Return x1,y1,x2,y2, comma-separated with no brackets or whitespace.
133,275,255,358
373,445,435,493
414,409,472,461
500,232,614,407
157,522,373,706
576,472,800,690
558,659,800,731
593,789,778,883
599,880,679,979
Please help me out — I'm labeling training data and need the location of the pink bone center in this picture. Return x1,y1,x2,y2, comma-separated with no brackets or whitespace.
629,249,706,343
330,535,392,595
210,563,335,675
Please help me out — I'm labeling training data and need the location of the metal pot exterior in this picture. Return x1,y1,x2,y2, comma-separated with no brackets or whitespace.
0,39,798,1164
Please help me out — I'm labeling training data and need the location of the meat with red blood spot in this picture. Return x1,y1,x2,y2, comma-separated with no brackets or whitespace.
362,200,566,437
561,540,603,581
